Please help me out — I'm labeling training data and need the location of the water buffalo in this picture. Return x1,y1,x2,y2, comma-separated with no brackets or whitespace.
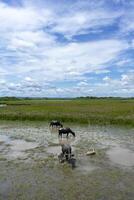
58,144,76,168
58,127,75,137
61,144,72,160
49,120,63,128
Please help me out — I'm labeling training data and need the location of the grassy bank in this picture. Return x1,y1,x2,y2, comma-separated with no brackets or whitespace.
0,99,134,126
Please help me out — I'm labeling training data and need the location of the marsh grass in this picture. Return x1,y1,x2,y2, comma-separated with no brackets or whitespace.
0,99,134,126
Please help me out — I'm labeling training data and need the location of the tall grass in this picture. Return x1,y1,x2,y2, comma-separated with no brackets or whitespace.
0,99,134,126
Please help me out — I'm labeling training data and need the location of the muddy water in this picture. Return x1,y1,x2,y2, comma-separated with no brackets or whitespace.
107,145,134,167
0,123,134,167
0,122,134,167
0,121,134,200
0,134,38,159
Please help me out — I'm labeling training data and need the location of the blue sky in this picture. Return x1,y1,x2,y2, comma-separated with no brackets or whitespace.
0,0,134,97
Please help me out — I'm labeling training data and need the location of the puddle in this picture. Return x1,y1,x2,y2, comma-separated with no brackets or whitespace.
9,139,38,151
7,139,38,159
77,156,98,173
107,146,134,167
0,134,38,160
77,164,97,173
0,135,10,143
46,146,61,155
6,150,26,159
0,104,7,107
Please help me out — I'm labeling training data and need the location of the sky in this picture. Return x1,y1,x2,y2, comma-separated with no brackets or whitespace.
0,0,134,97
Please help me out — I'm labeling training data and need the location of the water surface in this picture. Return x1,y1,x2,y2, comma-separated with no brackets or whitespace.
0,121,134,200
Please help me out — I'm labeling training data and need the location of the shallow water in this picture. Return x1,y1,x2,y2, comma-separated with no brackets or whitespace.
0,135,10,143
0,133,38,159
107,145,134,167
46,146,61,155
0,121,134,200
0,121,133,167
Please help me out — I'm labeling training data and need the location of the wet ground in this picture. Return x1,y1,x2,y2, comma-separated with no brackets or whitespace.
0,121,134,200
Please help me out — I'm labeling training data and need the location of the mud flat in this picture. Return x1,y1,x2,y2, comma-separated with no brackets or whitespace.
0,121,134,200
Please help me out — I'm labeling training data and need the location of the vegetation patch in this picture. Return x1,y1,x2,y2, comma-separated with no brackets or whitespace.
0,98,134,126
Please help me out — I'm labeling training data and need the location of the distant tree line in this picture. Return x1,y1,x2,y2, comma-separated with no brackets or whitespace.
75,96,134,100
0,96,133,101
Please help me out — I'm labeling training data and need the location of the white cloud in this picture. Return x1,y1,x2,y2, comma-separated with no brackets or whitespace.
1,37,129,83
119,5,134,35
0,79,6,85
24,77,33,82
101,73,134,96
0,67,8,76
0,2,52,32
121,74,134,86
116,59,133,66
103,76,111,82
1,73,133,97
51,9,122,39
0,0,133,97
7,31,56,51
31,39,128,82
77,81,88,87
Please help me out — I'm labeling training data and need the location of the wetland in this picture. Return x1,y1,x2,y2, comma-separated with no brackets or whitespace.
0,121,134,200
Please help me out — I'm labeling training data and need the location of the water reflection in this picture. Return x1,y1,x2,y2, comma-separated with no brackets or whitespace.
46,137,76,156
58,137,75,146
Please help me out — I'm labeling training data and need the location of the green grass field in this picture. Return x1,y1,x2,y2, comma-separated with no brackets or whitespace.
0,98,134,126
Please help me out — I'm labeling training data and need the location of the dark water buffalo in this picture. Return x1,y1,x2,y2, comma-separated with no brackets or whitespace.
58,144,76,168
58,127,75,137
61,144,72,160
49,120,63,128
